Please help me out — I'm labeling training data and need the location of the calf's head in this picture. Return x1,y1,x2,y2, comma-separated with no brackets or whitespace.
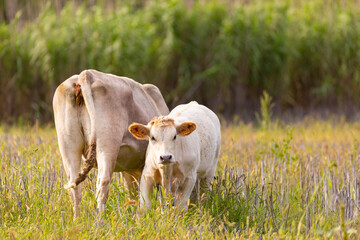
129,116,196,166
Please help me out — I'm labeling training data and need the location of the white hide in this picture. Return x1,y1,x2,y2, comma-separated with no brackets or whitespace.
139,101,221,211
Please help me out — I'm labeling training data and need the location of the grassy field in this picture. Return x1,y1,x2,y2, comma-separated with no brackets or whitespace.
1,118,360,239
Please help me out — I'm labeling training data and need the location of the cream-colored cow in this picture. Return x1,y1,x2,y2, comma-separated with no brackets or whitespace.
53,69,169,218
129,101,220,211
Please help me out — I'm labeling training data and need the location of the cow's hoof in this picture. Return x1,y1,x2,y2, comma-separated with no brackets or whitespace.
64,182,76,190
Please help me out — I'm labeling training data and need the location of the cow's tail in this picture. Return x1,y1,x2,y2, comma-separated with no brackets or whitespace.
65,70,97,190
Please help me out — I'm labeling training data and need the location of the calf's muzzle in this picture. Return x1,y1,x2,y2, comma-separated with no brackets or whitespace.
159,154,174,164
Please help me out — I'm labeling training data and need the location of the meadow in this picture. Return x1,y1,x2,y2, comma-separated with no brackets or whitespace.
1,116,360,239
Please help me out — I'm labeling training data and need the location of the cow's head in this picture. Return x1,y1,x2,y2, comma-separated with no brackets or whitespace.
129,116,196,166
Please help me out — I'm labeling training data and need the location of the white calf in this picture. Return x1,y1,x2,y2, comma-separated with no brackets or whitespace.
129,101,221,211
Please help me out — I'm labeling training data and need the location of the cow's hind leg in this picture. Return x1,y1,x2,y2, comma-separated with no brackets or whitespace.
95,148,117,215
58,127,84,219
54,79,86,219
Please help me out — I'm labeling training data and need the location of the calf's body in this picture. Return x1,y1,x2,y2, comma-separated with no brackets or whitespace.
129,101,221,211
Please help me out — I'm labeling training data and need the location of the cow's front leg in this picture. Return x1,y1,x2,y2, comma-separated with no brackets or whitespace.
139,174,154,212
175,175,196,211
95,150,116,215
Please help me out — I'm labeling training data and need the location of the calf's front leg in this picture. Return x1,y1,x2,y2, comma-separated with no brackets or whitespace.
139,174,155,212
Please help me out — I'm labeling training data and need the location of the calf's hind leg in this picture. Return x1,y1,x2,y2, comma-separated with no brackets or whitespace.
175,175,196,211
200,176,213,194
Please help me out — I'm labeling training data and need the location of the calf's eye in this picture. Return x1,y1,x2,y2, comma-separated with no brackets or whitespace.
173,135,176,140
151,136,156,141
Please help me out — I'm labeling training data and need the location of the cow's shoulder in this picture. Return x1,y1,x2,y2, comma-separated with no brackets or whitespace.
142,84,170,115
142,84,162,99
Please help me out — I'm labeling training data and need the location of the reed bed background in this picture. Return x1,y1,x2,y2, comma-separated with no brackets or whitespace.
2,0,360,122
1,118,360,238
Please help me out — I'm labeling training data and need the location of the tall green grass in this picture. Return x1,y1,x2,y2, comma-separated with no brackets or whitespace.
1,119,360,238
1,0,360,122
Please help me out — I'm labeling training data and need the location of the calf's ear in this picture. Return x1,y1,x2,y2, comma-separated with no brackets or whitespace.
176,122,196,136
129,123,150,140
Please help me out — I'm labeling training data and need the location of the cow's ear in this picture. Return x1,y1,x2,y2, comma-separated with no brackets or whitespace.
129,123,150,140
176,122,196,136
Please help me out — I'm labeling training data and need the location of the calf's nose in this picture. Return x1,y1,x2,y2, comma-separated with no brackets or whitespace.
160,155,173,163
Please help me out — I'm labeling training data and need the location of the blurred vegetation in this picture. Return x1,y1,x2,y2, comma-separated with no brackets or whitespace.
1,0,360,122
